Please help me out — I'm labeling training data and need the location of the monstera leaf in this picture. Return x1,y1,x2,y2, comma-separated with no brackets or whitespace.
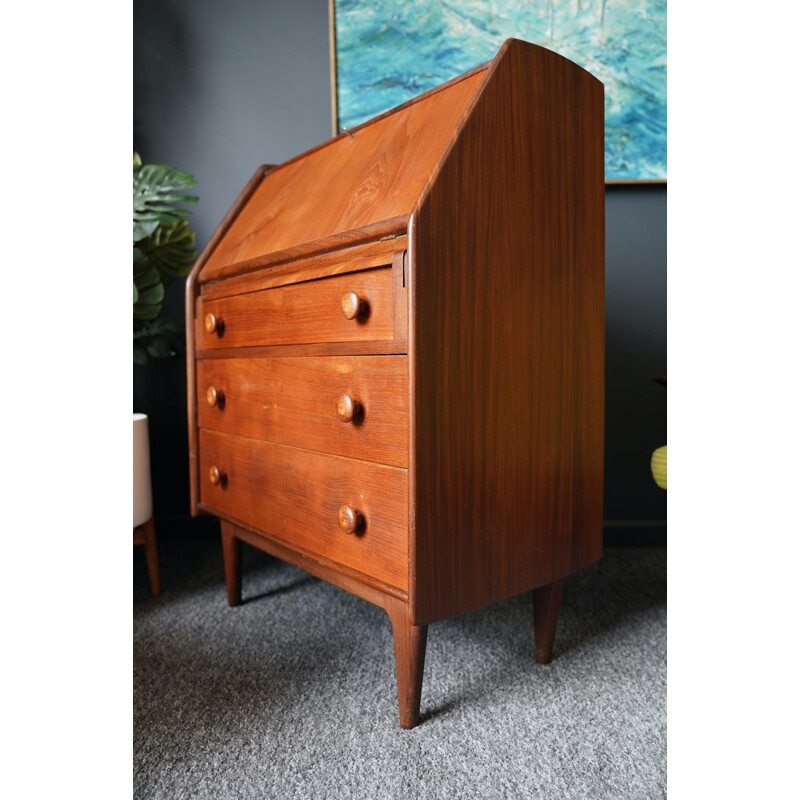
133,256,165,320
135,217,196,288
133,153,197,363
133,154,198,243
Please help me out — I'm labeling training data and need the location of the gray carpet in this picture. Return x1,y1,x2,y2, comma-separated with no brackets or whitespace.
134,533,666,799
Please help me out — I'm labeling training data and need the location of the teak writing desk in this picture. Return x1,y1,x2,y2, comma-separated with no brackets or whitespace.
186,39,605,729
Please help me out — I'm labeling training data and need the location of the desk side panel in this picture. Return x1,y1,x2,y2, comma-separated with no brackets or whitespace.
410,40,605,625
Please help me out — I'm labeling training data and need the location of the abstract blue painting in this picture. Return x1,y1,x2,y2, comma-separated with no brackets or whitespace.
333,0,666,181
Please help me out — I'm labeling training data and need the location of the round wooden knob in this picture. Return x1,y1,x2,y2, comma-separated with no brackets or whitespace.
338,505,362,534
336,394,358,423
206,386,222,407
340,291,362,320
205,312,221,334
209,465,224,486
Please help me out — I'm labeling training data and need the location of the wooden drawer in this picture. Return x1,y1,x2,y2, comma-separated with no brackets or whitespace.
198,267,396,349
197,356,407,468
199,429,408,589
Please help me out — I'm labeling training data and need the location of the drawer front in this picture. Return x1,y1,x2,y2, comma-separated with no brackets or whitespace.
199,429,408,589
197,356,408,468
199,267,395,349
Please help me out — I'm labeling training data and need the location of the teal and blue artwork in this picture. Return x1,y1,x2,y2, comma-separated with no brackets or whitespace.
333,0,666,181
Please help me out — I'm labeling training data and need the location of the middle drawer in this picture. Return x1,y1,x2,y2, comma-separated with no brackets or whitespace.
197,355,408,468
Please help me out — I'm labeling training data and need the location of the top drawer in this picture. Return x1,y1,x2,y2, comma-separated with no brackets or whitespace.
198,267,396,350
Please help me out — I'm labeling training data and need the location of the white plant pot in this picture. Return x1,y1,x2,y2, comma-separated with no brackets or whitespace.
133,413,153,527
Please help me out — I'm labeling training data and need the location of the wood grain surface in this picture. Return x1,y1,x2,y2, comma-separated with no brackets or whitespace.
196,339,407,361
199,70,487,276
214,516,408,604
384,595,428,729
200,216,409,285
201,236,406,300
197,355,408,467
199,429,409,589
185,39,605,726
409,39,605,625
197,267,398,349
533,579,564,664
221,521,243,607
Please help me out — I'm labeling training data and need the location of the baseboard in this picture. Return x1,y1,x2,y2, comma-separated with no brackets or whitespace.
150,514,220,539
603,520,667,547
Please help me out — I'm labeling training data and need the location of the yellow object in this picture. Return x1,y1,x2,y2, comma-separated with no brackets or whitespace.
651,446,667,489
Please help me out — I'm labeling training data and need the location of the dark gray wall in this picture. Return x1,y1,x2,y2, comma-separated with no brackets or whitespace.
134,0,666,539
134,0,332,530
604,186,667,532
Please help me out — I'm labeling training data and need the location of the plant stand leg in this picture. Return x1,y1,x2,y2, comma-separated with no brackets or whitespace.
384,596,428,729
221,520,242,607
134,518,161,596
533,578,564,664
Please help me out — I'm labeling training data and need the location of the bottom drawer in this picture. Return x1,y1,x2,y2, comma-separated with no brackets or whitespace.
199,429,408,590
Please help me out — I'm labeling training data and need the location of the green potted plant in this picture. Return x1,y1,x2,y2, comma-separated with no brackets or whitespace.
133,153,198,591
133,152,198,364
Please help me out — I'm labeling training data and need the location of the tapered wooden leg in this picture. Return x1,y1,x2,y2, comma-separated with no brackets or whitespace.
533,578,564,664
134,518,161,596
220,521,242,607
384,596,428,729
